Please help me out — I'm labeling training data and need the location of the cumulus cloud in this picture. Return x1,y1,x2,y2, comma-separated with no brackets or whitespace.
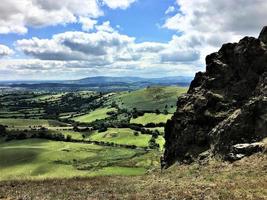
10,24,201,79
165,6,175,15
79,17,97,32
16,26,199,64
163,0,267,65
0,45,14,58
16,29,135,61
101,0,137,9
95,21,115,33
0,0,137,34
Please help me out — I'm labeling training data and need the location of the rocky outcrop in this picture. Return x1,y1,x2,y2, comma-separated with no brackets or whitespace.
227,142,264,161
163,27,267,167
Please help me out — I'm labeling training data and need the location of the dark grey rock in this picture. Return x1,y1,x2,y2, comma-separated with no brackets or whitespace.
163,27,267,167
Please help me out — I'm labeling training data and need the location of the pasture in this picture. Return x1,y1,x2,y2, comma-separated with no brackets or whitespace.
113,86,187,113
130,113,172,125
72,107,116,123
0,139,156,180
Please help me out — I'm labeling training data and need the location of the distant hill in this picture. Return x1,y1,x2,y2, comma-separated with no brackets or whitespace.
0,76,193,92
69,76,193,85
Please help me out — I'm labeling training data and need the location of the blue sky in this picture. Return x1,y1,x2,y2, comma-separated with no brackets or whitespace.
0,0,175,46
0,0,265,80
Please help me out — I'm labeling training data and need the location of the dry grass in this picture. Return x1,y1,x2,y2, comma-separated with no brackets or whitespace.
0,152,266,200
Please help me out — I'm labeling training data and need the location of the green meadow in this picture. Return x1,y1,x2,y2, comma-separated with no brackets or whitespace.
130,113,172,125
0,139,157,180
72,107,116,123
114,86,187,113
89,128,152,147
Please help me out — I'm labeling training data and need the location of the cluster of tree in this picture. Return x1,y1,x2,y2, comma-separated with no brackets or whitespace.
132,108,145,119
148,129,160,150
129,124,161,137
4,128,69,142
130,121,165,128
92,140,137,149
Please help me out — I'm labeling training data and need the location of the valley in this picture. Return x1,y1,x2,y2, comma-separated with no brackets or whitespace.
0,85,187,180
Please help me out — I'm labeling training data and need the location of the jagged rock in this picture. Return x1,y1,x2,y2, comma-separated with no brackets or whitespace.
227,142,264,161
163,27,267,167
232,142,264,154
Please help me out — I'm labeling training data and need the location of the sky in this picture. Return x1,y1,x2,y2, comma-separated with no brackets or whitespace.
0,0,266,80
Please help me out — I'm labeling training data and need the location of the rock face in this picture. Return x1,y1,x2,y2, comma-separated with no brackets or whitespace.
227,142,265,161
164,27,267,167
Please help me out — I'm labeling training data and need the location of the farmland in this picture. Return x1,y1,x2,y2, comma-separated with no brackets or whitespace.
0,85,187,180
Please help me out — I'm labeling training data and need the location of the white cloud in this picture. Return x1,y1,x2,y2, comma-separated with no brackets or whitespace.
16,27,199,64
0,45,14,57
10,25,201,79
79,17,97,32
101,0,137,9
95,21,114,33
0,0,137,34
165,6,175,15
162,0,267,68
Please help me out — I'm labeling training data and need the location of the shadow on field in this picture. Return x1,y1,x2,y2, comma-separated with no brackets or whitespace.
0,148,40,168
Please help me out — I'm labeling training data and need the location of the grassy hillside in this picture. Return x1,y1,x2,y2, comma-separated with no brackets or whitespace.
113,86,188,113
89,128,160,148
1,153,266,199
0,139,162,180
72,107,116,123
130,113,172,125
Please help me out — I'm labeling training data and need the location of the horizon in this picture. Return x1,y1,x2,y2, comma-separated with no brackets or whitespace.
0,75,194,82
0,0,266,80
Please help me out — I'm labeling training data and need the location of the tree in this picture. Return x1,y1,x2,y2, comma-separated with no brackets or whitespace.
152,130,160,139
148,137,159,150
134,131,139,136
163,109,168,115
155,109,161,115
0,125,6,136
66,135,72,141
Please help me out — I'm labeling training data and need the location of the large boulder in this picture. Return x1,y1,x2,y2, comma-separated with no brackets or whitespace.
163,27,267,167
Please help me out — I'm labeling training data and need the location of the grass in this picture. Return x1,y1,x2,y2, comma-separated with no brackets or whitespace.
113,86,187,113
146,127,165,135
0,118,68,128
89,128,153,147
0,138,158,181
32,93,67,102
130,113,172,125
72,107,116,123
59,130,84,140
0,153,266,199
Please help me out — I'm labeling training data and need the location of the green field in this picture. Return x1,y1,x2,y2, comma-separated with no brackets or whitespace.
72,107,116,123
32,93,67,102
0,119,68,128
113,86,187,113
89,128,151,147
59,130,84,140
0,139,157,180
130,113,172,125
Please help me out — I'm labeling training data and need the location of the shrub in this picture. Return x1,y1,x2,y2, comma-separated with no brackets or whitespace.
66,135,72,141
134,131,139,136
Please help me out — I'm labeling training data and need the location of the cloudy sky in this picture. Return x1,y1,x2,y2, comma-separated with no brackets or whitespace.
0,0,266,80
